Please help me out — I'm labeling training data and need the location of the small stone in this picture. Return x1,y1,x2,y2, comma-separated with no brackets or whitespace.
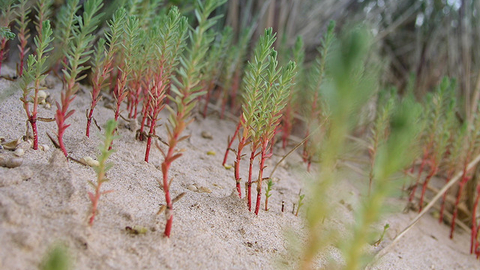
14,148,24,157
37,90,47,104
187,184,198,192
201,131,212,139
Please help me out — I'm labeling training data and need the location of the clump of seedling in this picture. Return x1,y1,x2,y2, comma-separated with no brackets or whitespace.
231,28,297,214
88,119,117,226
86,8,126,137
408,78,454,211
19,20,54,150
156,0,225,237
140,7,188,162
55,0,103,157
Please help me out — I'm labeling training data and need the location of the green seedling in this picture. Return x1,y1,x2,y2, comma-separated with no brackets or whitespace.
55,0,103,157
295,193,305,217
88,119,117,226
201,26,233,118
19,20,54,150
369,88,396,196
40,243,71,270
158,0,226,237
34,0,53,46
280,36,305,149
302,20,335,171
372,224,390,247
86,8,126,137
264,179,274,211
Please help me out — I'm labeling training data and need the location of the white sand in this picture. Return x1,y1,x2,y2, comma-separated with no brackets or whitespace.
0,67,478,269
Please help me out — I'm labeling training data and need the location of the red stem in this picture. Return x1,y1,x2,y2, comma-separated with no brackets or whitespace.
254,141,269,215
223,120,242,166
418,163,437,212
202,80,215,118
88,183,102,226
247,149,258,211
471,185,480,254
409,151,428,203
450,164,470,239
439,171,454,223
234,136,246,198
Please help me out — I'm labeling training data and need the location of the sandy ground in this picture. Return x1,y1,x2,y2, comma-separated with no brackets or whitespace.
0,65,479,269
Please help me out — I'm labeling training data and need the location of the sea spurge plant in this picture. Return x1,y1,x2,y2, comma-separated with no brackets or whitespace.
219,27,251,119
158,0,225,237
201,26,233,117
52,0,80,70
88,119,117,226
450,103,480,239
55,0,103,157
142,7,188,162
408,77,454,207
34,0,53,46
298,26,374,270
253,60,296,215
232,28,276,198
19,20,54,150
342,99,421,270
15,0,31,77
86,7,126,137
302,20,335,171
112,15,137,125
0,0,17,75
439,121,465,223
368,88,396,195
280,36,304,149
418,86,455,211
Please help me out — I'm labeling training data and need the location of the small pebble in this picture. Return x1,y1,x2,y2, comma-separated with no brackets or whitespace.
13,148,24,157
37,90,47,104
201,131,212,139
187,184,198,192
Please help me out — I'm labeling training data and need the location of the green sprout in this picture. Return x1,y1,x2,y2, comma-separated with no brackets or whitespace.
88,119,117,226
